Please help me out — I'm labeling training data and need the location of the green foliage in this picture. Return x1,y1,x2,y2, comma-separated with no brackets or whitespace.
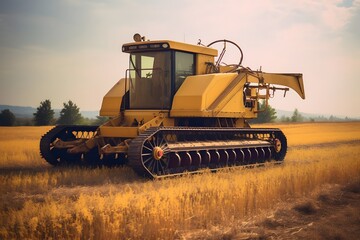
94,116,109,125
291,108,303,122
0,109,16,126
57,100,83,125
16,118,34,126
75,116,109,126
78,117,93,125
252,101,277,123
280,116,291,122
33,99,55,126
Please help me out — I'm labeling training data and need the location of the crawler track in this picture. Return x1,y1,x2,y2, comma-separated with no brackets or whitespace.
40,125,100,166
128,127,287,179
41,126,287,178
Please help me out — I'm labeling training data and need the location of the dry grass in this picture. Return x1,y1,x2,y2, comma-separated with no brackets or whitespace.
254,122,360,146
0,127,52,168
0,123,359,239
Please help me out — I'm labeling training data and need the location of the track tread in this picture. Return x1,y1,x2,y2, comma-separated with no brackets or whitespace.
128,128,159,178
40,125,99,166
127,127,287,179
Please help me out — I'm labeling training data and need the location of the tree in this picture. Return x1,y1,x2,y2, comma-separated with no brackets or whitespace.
57,100,83,125
33,99,55,126
291,108,303,122
252,101,277,123
0,109,16,126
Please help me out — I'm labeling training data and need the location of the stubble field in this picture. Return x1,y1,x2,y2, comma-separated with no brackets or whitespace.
0,122,359,239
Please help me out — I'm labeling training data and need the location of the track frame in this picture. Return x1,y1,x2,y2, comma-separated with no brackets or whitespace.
128,127,287,179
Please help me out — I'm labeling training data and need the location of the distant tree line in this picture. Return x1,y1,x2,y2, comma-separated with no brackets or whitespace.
0,99,358,126
250,101,305,124
279,108,304,123
249,100,357,124
0,99,108,126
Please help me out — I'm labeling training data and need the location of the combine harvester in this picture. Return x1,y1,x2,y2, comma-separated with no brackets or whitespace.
40,34,305,179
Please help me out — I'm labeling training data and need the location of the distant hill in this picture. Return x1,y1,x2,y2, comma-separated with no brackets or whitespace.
0,105,36,118
0,105,99,119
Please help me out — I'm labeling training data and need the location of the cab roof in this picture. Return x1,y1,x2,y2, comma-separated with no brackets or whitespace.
122,40,218,56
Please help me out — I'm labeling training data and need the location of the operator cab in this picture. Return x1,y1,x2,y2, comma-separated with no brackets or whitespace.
122,34,217,110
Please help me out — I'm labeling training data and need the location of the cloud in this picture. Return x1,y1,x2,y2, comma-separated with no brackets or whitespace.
0,0,359,117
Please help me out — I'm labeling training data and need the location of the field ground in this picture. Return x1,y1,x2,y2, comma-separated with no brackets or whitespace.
179,181,360,239
0,122,359,239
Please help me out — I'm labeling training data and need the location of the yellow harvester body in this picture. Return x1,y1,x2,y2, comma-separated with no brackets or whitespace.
40,36,305,178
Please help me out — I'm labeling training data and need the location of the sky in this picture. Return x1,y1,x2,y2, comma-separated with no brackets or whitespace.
0,0,359,117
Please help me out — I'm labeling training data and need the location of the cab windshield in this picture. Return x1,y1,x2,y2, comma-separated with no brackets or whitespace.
129,51,171,109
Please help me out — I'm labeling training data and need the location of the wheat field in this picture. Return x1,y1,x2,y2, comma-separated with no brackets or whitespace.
0,122,359,239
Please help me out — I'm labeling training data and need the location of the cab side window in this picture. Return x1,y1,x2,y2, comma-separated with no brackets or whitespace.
175,52,195,91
